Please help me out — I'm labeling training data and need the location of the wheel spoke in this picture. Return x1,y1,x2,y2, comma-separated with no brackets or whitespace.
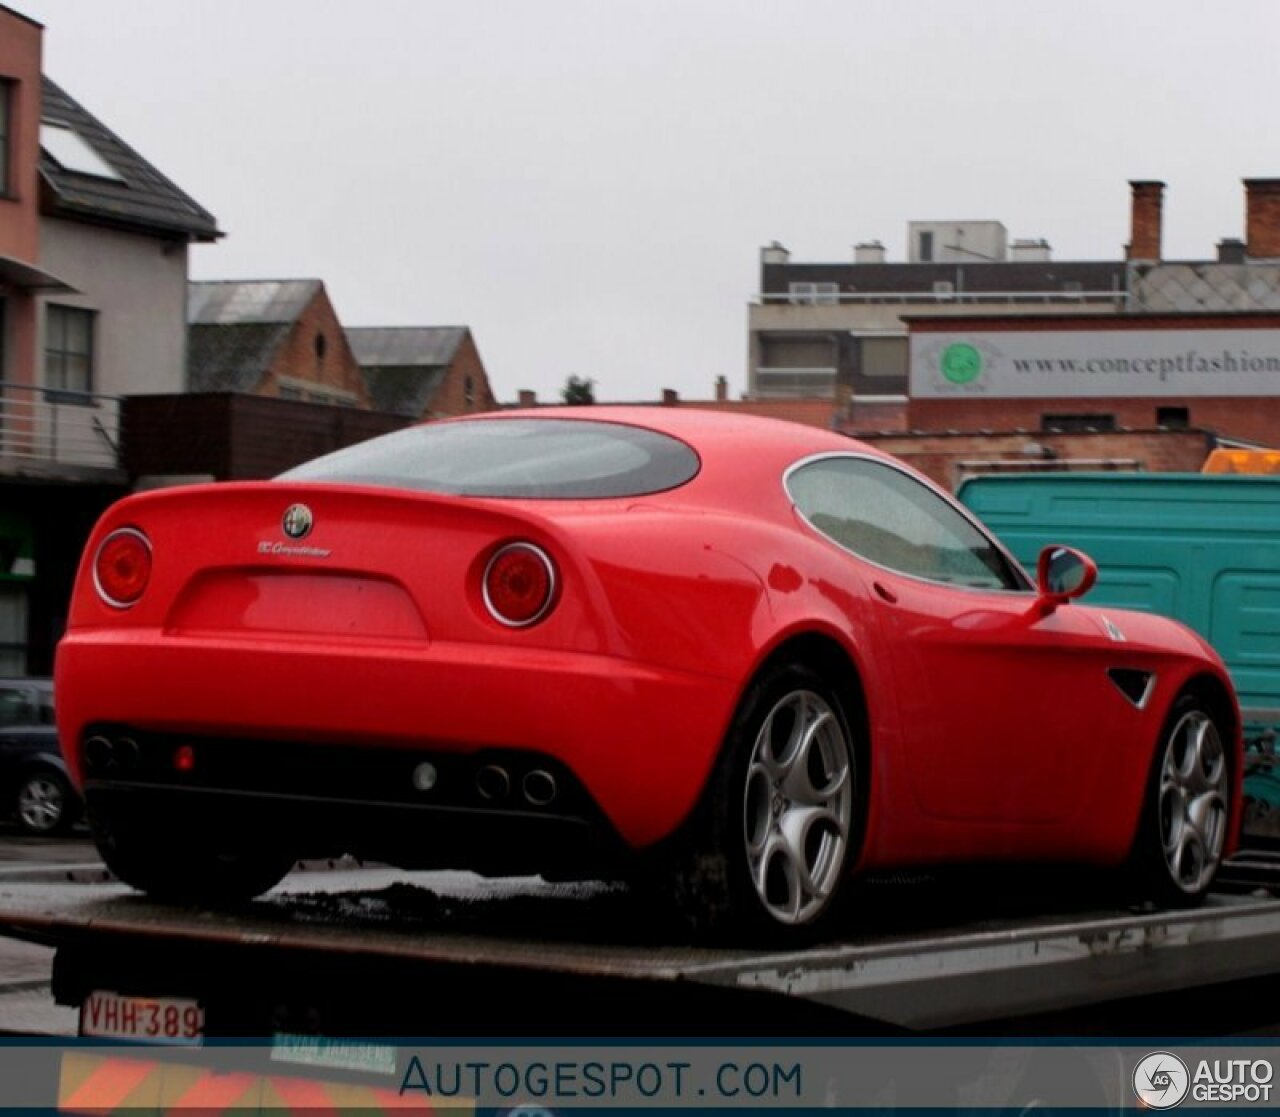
781,806,844,892
1186,719,1212,793
753,713,783,780
780,709,846,806
752,832,802,921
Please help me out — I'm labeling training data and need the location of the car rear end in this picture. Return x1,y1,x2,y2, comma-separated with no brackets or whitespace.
56,419,745,876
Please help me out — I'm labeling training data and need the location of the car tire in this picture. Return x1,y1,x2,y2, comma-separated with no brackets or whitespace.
1130,692,1232,907
88,804,296,904
669,661,862,943
15,768,75,836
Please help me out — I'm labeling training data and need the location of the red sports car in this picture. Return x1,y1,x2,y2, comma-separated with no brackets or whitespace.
55,409,1241,941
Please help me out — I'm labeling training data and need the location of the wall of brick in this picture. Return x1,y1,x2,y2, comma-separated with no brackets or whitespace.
906,396,1280,447
1127,181,1164,260
262,289,370,406
425,330,499,417
0,9,44,390
0,9,42,262
857,428,1214,491
1246,179,1280,259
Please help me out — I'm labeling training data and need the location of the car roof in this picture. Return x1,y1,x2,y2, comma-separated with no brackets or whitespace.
447,407,887,514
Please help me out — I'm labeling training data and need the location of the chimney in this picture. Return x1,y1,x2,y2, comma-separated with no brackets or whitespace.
854,241,886,264
1010,238,1052,262
714,375,728,402
1217,237,1246,264
661,388,679,407
760,241,790,265
1245,179,1280,259
517,389,537,408
1127,180,1165,261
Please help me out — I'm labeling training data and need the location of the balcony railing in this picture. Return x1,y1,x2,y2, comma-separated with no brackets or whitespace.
753,290,1127,306
0,381,122,472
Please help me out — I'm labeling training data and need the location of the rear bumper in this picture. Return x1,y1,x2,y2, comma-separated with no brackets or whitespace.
56,630,740,849
84,783,622,877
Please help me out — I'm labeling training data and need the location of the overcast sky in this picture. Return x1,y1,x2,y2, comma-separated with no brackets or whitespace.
15,0,1280,403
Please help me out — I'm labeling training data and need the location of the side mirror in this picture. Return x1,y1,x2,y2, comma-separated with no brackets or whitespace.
1035,545,1097,614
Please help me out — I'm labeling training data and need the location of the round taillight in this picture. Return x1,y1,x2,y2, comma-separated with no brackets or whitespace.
483,542,556,627
93,528,152,608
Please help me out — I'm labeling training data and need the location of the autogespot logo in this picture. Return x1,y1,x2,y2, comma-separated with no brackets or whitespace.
939,341,983,385
1133,1052,1190,1109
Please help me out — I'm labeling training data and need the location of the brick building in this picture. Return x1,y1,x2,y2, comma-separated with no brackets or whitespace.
188,279,370,407
857,428,1216,492
346,326,497,420
750,177,1280,454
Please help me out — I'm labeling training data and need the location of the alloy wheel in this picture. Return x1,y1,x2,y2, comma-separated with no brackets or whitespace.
1158,709,1228,894
742,689,853,925
17,773,66,834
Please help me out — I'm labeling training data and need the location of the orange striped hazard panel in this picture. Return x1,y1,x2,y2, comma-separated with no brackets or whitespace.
58,1052,468,1115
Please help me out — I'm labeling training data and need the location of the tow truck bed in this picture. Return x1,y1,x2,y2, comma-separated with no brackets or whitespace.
3,869,1280,1035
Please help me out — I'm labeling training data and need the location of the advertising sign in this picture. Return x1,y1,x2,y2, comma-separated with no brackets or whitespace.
910,329,1280,398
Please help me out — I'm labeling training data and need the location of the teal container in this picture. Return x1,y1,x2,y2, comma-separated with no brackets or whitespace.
958,472,1280,828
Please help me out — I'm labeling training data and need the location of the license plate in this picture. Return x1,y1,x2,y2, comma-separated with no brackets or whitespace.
80,991,205,1043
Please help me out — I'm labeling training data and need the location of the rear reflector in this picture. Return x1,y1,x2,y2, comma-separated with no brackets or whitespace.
483,542,556,627
93,528,152,608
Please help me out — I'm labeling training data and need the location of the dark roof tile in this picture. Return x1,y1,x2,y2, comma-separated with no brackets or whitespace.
39,77,221,241
346,327,468,417
187,322,291,393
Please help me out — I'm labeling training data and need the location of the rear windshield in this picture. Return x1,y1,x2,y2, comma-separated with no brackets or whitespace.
278,418,700,499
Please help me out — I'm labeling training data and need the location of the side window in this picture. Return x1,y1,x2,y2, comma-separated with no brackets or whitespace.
0,686,32,728
787,456,1028,591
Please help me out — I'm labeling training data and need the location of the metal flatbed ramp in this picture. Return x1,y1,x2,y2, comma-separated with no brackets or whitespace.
2,872,1280,1031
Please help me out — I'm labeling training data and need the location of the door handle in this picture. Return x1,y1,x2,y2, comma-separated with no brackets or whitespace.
873,581,898,604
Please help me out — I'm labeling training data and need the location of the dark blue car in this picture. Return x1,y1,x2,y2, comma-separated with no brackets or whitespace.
0,678,80,835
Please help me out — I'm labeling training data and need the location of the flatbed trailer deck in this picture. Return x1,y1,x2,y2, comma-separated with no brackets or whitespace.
3,869,1280,1036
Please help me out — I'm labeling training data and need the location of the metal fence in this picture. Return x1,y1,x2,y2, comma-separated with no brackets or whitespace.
0,381,122,470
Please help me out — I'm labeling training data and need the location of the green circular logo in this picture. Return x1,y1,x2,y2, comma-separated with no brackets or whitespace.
940,342,983,385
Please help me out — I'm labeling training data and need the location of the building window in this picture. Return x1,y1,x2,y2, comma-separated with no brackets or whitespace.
919,231,934,262
858,336,908,379
314,332,327,361
44,305,95,398
39,121,122,182
1156,406,1189,430
0,588,27,676
787,282,839,306
1041,413,1116,433
0,81,12,197
275,375,358,408
464,374,475,408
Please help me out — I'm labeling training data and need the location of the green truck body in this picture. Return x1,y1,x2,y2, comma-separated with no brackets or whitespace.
958,472,1280,843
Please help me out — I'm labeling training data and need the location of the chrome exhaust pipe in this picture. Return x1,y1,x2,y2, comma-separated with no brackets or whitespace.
523,769,558,807
83,735,113,771
116,737,141,770
476,764,511,801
